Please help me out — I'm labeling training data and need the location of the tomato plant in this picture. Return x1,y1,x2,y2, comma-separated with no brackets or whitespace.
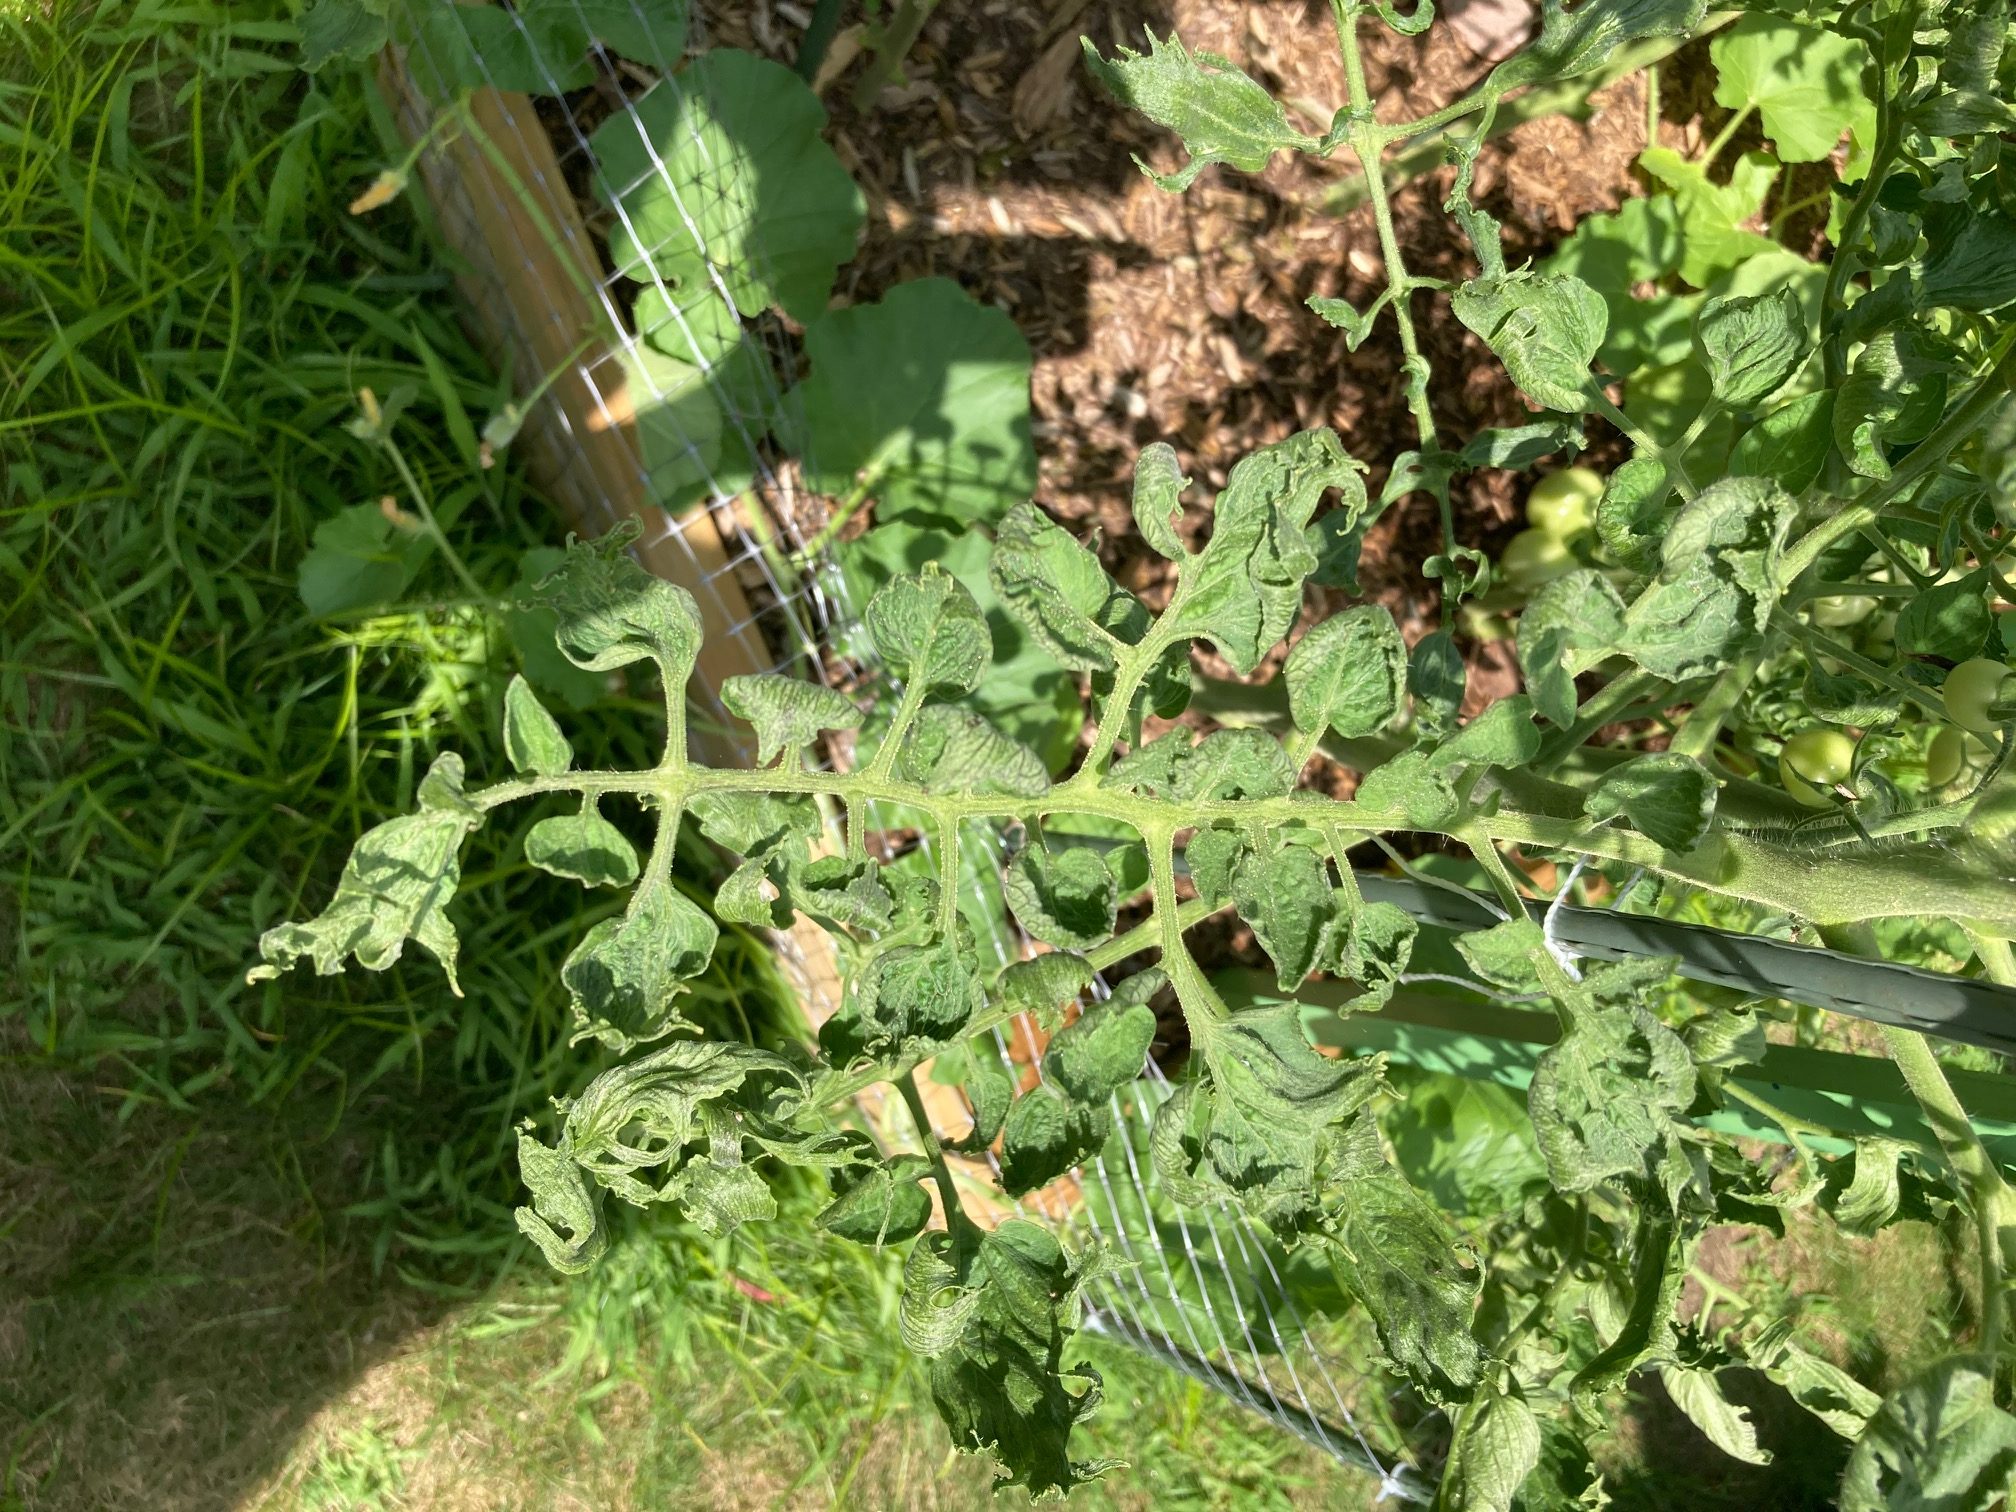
266,0,2016,1504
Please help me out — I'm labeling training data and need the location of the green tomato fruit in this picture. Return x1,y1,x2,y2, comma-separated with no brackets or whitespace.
1927,725,1991,788
1526,466,1603,539
1810,593,1877,628
1499,528,1573,590
1942,657,2013,735
1779,728,1856,807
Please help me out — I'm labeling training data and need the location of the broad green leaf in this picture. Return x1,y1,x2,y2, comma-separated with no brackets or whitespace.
1000,1089,1111,1195
1231,832,1341,991
1451,273,1608,412
1694,288,1809,409
1583,753,1719,851
1528,994,1695,1193
1339,901,1416,1010
1082,30,1319,192
298,503,430,617
629,285,774,509
1661,1367,1772,1466
720,672,862,766
594,51,861,322
1711,13,1874,166
1728,390,1834,493
1106,727,1296,801
1325,1113,1484,1399
1004,845,1119,950
1896,569,1991,662
989,501,1144,674
560,874,719,1050
1385,1070,1547,1218
569,0,688,63
1430,696,1541,772
503,674,572,776
1439,1387,1542,1512
525,800,641,889
1487,0,1707,92
300,0,387,73
1835,325,1953,479
1283,606,1407,740
1639,147,1780,288
796,279,1035,525
1354,751,1460,829
819,1154,934,1248
1044,989,1157,1101
531,523,704,678
909,1222,1123,1496
249,753,479,992
901,706,1050,797
1162,428,1363,675
1840,1356,2016,1512
396,5,594,96
866,565,991,695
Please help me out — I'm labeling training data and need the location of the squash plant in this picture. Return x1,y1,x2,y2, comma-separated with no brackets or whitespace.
260,0,2016,1503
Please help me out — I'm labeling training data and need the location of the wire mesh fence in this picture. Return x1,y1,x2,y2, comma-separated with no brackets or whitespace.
379,0,1429,1495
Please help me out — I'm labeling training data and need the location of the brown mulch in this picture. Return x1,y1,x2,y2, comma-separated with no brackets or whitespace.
696,0,1669,677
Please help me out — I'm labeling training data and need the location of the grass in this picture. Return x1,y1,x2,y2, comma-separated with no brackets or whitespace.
0,4,1371,1508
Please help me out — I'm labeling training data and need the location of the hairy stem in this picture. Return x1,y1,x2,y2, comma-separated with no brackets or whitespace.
898,1069,976,1251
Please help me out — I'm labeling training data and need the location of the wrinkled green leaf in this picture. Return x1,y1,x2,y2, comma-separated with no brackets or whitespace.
1283,606,1407,741
532,523,705,680
901,705,1050,797
1106,728,1296,802
561,874,719,1051
1695,288,1809,409
250,753,479,993
1082,30,1320,192
820,1154,934,1248
503,674,573,776
867,565,992,696
1661,1366,1772,1466
721,672,862,766
1452,273,1608,412
1231,832,1341,992
1840,1356,2016,1512
1439,1386,1542,1512
1583,753,1719,851
1001,1089,1111,1195
526,800,641,889
1355,751,1460,829
1004,844,1119,950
